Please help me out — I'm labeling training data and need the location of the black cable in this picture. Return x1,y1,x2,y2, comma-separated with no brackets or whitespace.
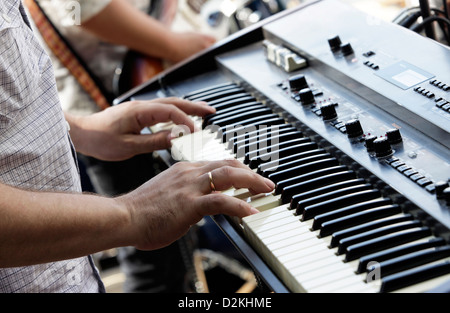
393,4,450,45
420,0,435,39
443,0,449,19
398,10,422,28
411,15,450,44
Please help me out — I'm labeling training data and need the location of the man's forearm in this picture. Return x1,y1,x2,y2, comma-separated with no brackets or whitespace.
0,182,130,268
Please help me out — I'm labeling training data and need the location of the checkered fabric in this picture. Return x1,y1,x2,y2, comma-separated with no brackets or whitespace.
0,0,103,293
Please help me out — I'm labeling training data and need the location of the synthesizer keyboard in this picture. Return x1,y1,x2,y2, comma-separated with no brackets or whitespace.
115,0,450,292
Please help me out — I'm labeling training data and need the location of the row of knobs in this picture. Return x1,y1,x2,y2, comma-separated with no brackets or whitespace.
289,74,402,158
345,119,402,158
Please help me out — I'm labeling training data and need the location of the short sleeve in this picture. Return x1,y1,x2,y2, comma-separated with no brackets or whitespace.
76,0,112,23
38,0,112,25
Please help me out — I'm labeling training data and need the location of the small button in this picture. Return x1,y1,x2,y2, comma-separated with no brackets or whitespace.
385,157,399,164
338,126,347,133
390,160,405,168
334,122,345,129
417,178,433,187
403,169,418,177
410,173,425,182
397,165,411,173
2,13,11,23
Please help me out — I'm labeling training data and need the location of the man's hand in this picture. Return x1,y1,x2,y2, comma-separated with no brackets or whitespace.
116,160,276,251
67,97,215,161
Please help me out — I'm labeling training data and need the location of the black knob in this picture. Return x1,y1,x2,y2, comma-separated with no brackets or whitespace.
299,88,315,105
443,187,450,206
373,137,393,158
320,103,338,120
364,135,378,152
328,35,342,52
345,119,364,138
435,181,450,199
289,74,308,92
386,128,403,144
340,43,354,56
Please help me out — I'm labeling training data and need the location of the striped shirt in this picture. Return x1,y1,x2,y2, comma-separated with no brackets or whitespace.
0,0,103,292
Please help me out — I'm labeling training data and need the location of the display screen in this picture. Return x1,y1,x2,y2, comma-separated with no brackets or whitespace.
376,61,434,90
392,70,428,88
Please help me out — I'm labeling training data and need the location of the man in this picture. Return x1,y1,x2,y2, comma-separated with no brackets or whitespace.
29,0,218,293
0,0,274,292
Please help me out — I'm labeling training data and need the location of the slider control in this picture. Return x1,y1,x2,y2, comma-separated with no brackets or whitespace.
340,43,354,56
328,35,342,52
289,74,308,92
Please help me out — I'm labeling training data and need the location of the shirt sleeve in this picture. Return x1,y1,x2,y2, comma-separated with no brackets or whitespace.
76,0,112,23
38,0,112,24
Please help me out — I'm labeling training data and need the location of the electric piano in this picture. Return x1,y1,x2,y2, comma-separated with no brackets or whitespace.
115,0,450,293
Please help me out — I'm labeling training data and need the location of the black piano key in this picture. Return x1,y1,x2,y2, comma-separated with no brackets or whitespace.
220,113,279,132
302,189,382,221
262,153,331,178
236,132,302,157
358,237,446,274
257,149,327,174
203,101,263,127
291,178,366,210
282,170,356,203
380,260,450,293
289,171,358,209
186,87,245,102
316,203,400,235
295,183,371,214
208,95,255,109
315,199,395,231
369,245,450,278
228,124,296,150
183,82,238,99
330,214,416,248
268,158,339,184
336,220,422,255
234,130,301,155
244,138,311,165
276,165,348,196
211,107,274,128
221,116,286,142
249,141,319,169
345,226,432,262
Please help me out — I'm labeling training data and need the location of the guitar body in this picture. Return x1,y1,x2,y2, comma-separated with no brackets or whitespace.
113,0,179,96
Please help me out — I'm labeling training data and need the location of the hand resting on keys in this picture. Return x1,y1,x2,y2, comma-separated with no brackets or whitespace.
66,97,216,161
116,159,276,251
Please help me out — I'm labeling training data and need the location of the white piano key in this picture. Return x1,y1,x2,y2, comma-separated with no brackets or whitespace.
243,204,290,223
246,194,281,212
